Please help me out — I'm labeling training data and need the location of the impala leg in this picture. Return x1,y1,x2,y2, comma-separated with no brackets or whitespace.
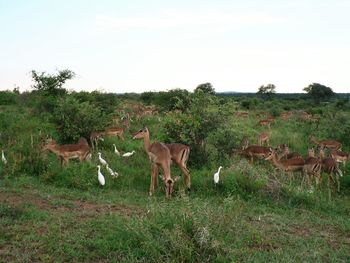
179,164,191,191
149,163,158,196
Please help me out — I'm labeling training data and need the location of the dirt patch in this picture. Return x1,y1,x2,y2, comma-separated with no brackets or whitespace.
0,191,145,218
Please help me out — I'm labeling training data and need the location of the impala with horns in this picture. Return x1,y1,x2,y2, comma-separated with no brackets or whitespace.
42,137,91,166
133,127,180,197
309,136,342,150
277,144,302,160
236,145,273,163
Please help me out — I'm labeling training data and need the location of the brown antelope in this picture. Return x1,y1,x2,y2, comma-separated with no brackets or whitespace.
310,136,342,150
258,119,272,129
240,136,249,150
277,144,302,160
265,149,305,178
104,127,125,141
330,149,349,175
238,145,273,163
133,128,191,192
133,127,177,198
319,147,342,192
90,131,105,150
258,131,270,146
302,148,322,187
234,111,249,118
42,138,91,166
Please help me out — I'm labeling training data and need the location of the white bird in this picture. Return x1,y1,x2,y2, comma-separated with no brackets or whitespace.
98,152,107,166
1,150,7,165
122,150,135,157
113,144,120,156
213,166,223,185
97,165,105,186
106,164,119,178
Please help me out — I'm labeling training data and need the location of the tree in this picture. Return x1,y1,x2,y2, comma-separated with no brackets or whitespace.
194,83,215,95
303,83,334,104
257,84,276,99
31,69,75,96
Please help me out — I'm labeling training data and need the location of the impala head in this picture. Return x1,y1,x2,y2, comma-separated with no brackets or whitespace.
308,148,315,157
264,149,276,161
165,178,174,198
133,127,149,139
41,137,56,152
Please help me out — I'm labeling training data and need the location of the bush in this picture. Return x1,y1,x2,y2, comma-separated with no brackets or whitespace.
52,97,108,143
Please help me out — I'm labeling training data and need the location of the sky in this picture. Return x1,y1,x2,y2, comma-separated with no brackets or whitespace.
0,0,350,93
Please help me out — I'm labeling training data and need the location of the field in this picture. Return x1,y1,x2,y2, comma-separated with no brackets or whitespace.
0,90,350,262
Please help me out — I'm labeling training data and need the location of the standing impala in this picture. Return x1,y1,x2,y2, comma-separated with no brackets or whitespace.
133,127,176,197
42,138,91,166
310,136,342,150
330,149,350,175
258,131,270,146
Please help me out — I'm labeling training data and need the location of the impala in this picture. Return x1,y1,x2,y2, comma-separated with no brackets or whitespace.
240,136,249,150
257,119,272,129
302,148,322,187
90,131,105,150
330,149,350,175
42,138,91,166
310,136,342,150
258,131,270,146
265,149,305,178
133,127,180,197
104,127,125,140
277,144,302,160
237,145,273,163
319,147,342,192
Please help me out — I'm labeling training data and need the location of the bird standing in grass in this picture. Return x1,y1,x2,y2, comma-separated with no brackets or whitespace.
106,164,119,178
97,165,105,186
113,144,120,156
213,166,223,185
1,150,7,165
122,150,135,157
98,152,107,166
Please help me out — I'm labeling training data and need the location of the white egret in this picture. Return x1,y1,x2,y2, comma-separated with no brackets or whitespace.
213,166,223,185
98,152,107,166
1,150,7,165
112,144,120,156
106,164,119,178
122,150,135,157
97,165,105,186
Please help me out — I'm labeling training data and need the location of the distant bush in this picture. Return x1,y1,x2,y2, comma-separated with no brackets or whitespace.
0,91,18,105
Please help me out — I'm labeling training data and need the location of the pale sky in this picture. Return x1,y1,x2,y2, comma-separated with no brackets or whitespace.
1,0,350,93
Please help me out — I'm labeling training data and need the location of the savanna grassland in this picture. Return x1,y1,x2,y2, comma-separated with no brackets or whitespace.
0,88,350,262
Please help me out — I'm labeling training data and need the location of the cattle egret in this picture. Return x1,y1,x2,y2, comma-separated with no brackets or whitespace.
213,166,223,185
122,150,135,157
106,164,119,178
97,165,105,186
113,144,120,156
1,150,7,165
98,152,107,166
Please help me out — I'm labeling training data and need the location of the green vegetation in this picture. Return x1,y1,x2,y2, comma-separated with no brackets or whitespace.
0,86,349,262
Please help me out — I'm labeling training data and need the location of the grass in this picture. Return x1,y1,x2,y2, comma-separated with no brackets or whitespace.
1,102,350,262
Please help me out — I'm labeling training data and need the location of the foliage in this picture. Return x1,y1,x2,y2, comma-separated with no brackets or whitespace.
31,69,75,96
52,97,107,143
257,84,276,99
194,82,215,95
0,90,18,105
303,83,334,104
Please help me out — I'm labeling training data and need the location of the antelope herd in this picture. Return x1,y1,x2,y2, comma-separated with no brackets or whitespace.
36,105,348,198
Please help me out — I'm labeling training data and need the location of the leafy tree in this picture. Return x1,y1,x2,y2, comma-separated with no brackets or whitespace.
257,84,276,99
303,83,334,104
194,83,215,95
53,97,107,143
31,69,75,96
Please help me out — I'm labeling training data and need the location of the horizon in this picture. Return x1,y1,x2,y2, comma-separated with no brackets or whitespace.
1,1,350,93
